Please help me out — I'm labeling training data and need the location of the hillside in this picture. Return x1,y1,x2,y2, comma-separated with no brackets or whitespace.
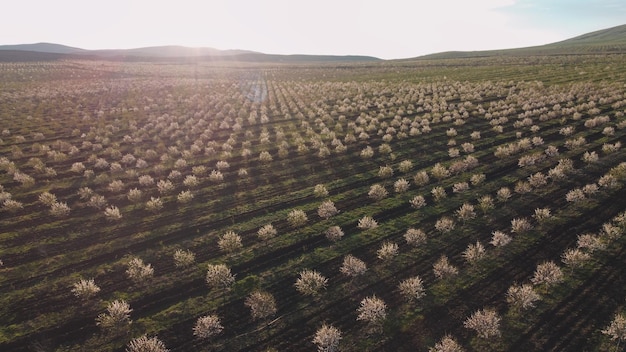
0,43,381,63
0,50,71,62
87,45,255,58
2,24,624,63
556,24,626,47
414,24,626,60
0,42,86,54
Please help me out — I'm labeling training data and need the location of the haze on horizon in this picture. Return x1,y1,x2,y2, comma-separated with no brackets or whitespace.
2,0,625,59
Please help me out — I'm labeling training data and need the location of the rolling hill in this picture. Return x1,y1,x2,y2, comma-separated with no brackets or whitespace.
1,23,625,62
414,24,626,60
0,43,381,63
0,42,87,54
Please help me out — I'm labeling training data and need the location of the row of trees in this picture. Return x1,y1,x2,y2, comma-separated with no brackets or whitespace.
2,58,626,351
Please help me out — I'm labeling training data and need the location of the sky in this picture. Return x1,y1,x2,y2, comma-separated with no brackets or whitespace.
1,0,625,59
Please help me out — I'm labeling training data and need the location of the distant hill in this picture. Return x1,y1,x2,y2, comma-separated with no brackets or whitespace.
555,24,626,47
0,50,72,62
3,23,624,63
0,43,381,63
0,43,86,54
218,53,384,63
412,24,626,60
87,45,255,58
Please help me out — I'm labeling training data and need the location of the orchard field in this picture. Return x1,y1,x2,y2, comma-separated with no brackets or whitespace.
1,54,626,351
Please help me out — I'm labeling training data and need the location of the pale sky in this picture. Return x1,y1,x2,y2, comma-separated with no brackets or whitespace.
2,0,625,59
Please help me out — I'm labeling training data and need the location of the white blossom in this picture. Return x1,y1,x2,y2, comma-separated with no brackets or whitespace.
404,228,426,247
218,231,243,253
490,231,512,247
358,216,378,230
173,249,195,268
368,184,388,201
325,226,344,243
258,224,278,242
287,209,308,228
462,241,486,265
126,257,154,285
193,314,223,340
313,184,329,198
317,200,339,219
410,195,427,209
377,242,399,262
429,334,464,352
356,295,387,327
245,291,277,320
205,264,235,290
463,308,501,339
435,217,455,234
398,276,425,302
295,270,328,296
433,255,458,280
313,324,342,352
340,255,367,278
531,261,563,287
506,284,540,310
126,335,168,352
96,300,132,330
394,178,410,193
71,278,101,299
104,205,123,221
602,313,626,346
